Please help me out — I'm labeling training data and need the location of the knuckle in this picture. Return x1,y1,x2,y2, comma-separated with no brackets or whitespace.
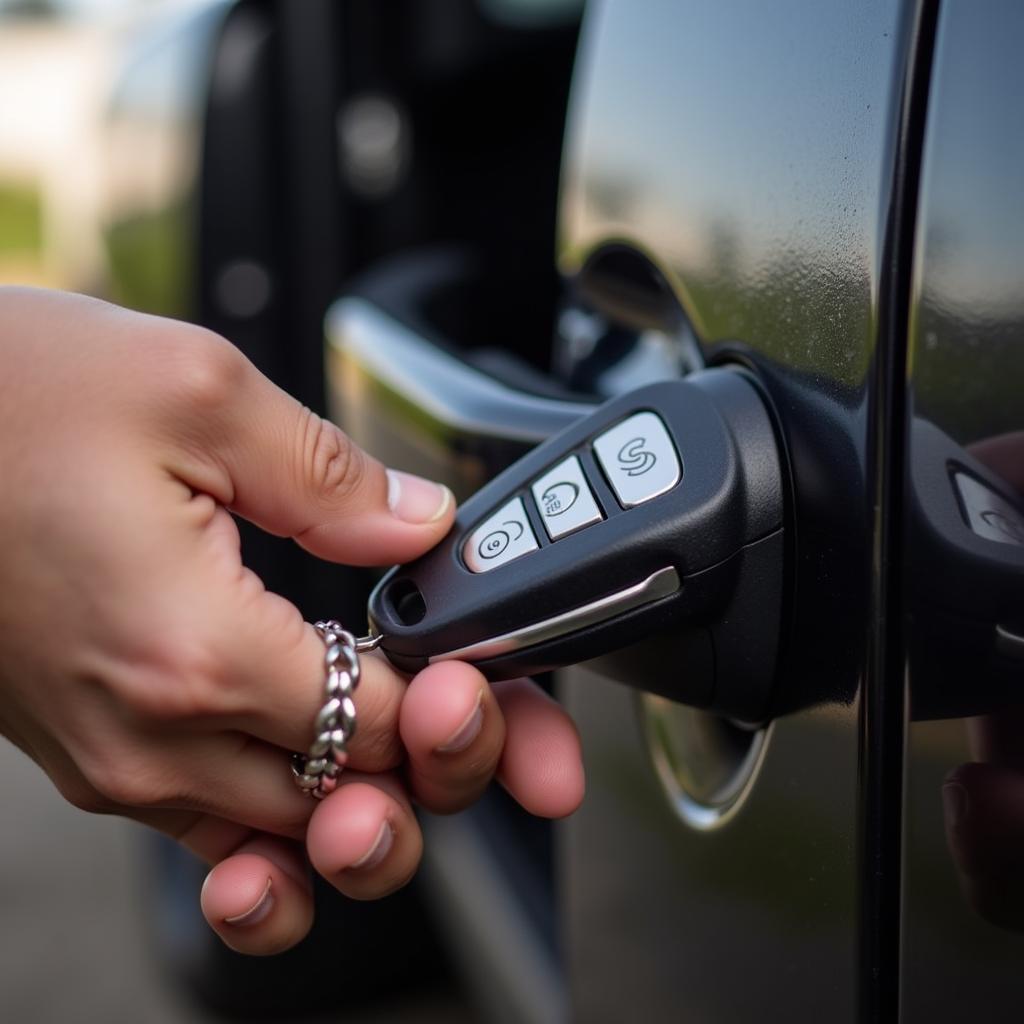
56,777,114,816
167,328,247,414
115,631,226,722
81,749,172,809
301,411,367,503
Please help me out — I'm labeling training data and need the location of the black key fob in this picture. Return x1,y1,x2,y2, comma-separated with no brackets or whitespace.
368,367,786,723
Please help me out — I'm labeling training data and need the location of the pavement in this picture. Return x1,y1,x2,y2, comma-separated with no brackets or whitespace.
0,738,476,1024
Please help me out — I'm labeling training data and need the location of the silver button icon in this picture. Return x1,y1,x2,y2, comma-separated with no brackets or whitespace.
955,472,1024,547
616,437,658,477
463,498,539,572
478,529,511,559
593,412,681,507
530,456,603,540
541,481,580,516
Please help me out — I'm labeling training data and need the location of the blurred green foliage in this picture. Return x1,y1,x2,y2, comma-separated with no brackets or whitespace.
0,180,43,255
105,200,192,318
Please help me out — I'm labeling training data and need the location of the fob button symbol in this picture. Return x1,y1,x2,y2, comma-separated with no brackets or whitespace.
954,472,1024,547
617,437,657,476
478,530,510,559
594,412,681,508
542,481,579,517
530,456,603,540
463,497,539,573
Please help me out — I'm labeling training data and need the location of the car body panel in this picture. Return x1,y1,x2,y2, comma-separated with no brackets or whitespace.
557,1,913,1018
902,2,1024,1019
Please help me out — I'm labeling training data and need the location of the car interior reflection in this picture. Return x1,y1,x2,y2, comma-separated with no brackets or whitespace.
932,432,1024,931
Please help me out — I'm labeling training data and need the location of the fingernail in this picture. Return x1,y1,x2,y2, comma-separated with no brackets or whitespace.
942,781,969,831
349,821,394,871
224,878,274,927
437,693,484,754
387,470,453,524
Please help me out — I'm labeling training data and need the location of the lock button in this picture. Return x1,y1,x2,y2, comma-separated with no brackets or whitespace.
593,411,681,508
531,455,603,540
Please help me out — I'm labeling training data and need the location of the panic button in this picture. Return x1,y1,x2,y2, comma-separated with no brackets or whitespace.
593,411,681,507
463,497,539,573
531,455,603,540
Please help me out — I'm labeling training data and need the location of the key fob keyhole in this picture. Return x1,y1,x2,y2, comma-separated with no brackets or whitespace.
384,578,427,626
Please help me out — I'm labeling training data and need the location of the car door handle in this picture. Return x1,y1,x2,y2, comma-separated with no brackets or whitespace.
325,256,595,499
328,297,592,445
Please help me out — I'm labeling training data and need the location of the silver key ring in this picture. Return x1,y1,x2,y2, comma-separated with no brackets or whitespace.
290,621,383,800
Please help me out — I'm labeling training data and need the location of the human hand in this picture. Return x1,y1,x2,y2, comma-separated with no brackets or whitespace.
0,287,584,954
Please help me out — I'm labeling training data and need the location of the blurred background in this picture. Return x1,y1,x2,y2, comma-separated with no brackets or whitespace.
0,0,583,1020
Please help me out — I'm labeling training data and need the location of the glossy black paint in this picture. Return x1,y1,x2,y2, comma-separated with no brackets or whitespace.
859,1,938,1016
557,0,918,1019
902,2,1024,1019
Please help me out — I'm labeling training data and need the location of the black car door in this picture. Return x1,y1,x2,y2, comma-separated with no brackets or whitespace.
554,1,914,1019
901,2,1024,1021
335,1,1023,1021
335,0,916,1017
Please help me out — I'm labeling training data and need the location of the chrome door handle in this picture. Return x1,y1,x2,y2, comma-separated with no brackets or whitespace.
326,296,594,498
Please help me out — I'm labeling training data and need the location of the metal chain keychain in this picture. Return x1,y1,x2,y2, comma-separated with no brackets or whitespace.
291,620,382,800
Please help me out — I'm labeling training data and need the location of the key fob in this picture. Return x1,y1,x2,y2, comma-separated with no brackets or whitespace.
368,367,787,723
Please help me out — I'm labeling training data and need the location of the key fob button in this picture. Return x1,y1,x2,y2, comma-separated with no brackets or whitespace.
463,497,539,572
954,472,1024,546
593,411,681,507
531,455,603,540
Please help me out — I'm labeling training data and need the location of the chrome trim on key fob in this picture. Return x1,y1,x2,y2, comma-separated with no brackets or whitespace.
428,566,680,664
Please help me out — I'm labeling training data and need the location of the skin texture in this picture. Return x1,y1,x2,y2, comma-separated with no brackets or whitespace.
0,287,584,955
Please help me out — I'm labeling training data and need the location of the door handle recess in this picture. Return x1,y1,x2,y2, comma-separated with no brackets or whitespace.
325,248,594,498
327,296,591,450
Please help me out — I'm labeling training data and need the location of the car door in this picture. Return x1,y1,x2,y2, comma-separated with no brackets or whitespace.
551,1,915,1019
331,1,1007,1022
901,2,1024,1021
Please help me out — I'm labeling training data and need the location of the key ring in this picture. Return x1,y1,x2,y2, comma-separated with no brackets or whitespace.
290,621,383,800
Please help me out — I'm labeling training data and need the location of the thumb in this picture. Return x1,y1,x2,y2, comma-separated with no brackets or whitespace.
165,336,454,566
